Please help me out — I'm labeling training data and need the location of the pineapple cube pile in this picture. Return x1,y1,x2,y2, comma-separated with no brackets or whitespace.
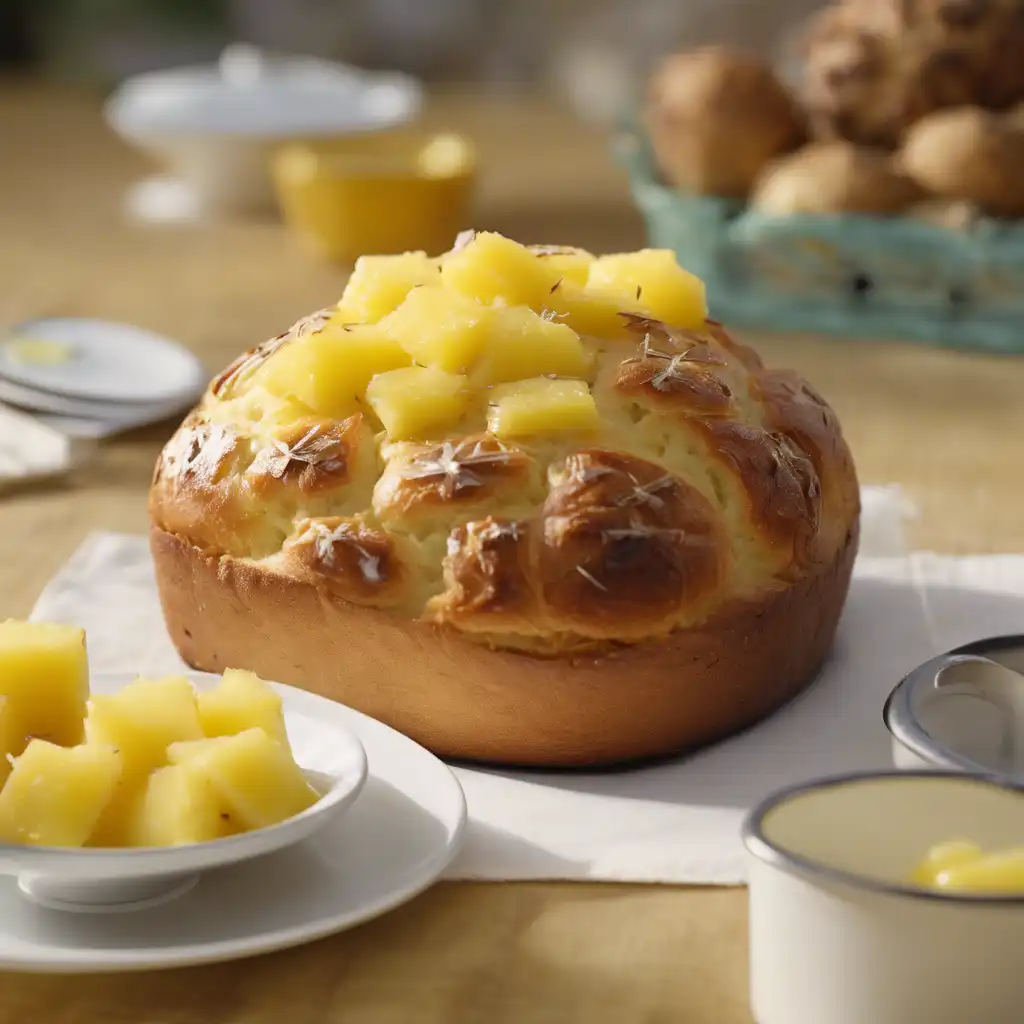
0,620,319,849
248,232,708,441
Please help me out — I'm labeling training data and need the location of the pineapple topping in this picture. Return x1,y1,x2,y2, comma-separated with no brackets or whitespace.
228,231,708,443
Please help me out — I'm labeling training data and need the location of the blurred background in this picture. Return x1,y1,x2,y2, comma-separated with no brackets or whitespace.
0,0,820,112
5,0,1024,345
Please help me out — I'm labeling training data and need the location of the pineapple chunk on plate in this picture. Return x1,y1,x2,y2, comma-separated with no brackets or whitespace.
366,365,470,440
197,668,291,752
338,251,438,323
0,698,22,786
85,675,204,784
168,728,319,833
84,674,206,846
0,740,121,847
487,377,600,439
129,761,237,848
0,619,89,751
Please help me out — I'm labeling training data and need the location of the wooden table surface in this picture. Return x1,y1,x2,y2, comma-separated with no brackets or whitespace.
2,81,1024,1023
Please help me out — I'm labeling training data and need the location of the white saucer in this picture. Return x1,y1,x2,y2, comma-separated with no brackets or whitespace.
0,678,466,972
0,318,208,405
0,375,197,431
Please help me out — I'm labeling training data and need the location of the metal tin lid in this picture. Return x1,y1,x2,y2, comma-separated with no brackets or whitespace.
885,636,1024,778
106,44,423,140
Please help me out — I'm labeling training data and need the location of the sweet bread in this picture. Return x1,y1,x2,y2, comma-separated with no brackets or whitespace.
150,233,860,766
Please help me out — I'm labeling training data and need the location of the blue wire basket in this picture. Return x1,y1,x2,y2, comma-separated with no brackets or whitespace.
615,122,1024,354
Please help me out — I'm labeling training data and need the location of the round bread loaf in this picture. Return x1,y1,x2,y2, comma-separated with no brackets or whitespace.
149,233,860,766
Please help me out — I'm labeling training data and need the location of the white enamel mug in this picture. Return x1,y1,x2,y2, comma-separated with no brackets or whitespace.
744,771,1024,1024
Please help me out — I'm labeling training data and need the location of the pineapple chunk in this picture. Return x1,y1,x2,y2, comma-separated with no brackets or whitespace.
474,306,592,385
168,728,319,832
488,378,599,438
0,740,121,847
441,232,561,308
337,252,438,323
129,761,235,847
587,249,708,329
530,245,594,285
254,323,410,419
545,280,631,339
366,366,470,440
85,675,203,784
197,669,290,753
0,620,89,750
377,285,492,373
0,698,21,786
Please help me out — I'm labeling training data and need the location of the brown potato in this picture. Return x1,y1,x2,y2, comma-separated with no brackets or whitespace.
751,141,923,215
899,105,1024,216
1003,100,1024,130
645,46,806,199
798,0,1024,147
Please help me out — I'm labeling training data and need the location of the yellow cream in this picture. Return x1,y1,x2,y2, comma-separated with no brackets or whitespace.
3,337,76,367
912,840,1024,893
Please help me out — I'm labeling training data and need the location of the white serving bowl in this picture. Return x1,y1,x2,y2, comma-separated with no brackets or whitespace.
744,771,1024,1024
885,639,1024,776
0,671,367,914
105,44,423,218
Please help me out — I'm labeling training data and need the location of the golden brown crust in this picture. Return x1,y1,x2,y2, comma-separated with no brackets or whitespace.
247,416,367,498
614,318,736,417
428,449,732,642
149,416,254,557
537,450,728,637
704,318,764,372
282,516,409,608
429,517,540,633
693,419,821,571
152,522,857,766
373,435,538,529
754,370,856,492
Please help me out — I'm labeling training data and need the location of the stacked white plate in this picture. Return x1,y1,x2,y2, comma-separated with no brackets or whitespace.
0,317,208,439
0,317,208,488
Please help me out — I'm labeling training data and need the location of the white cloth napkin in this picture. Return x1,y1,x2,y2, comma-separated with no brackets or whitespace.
29,486,1024,885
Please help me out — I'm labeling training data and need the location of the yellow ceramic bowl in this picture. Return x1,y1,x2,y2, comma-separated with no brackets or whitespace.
271,132,477,263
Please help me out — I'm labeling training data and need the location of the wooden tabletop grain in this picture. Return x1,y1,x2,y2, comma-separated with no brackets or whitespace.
2,80,1023,1024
